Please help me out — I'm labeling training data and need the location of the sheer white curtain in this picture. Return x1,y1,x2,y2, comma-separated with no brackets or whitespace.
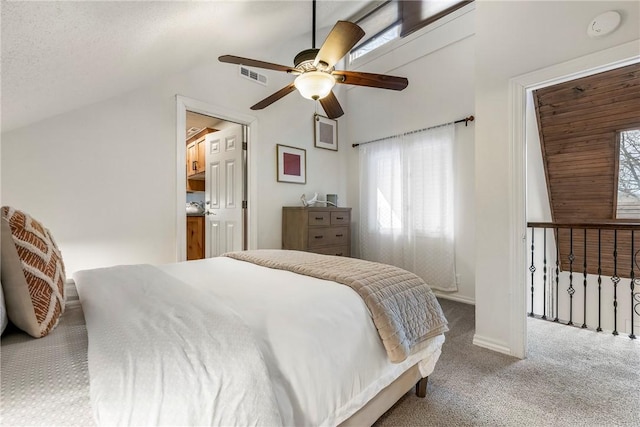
359,124,456,291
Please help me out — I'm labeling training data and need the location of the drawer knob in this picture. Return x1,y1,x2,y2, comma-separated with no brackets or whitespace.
336,253,343,256
336,234,343,237
336,216,344,220
315,217,324,220
314,235,323,239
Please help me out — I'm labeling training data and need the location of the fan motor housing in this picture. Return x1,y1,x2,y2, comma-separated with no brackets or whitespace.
294,48,320,71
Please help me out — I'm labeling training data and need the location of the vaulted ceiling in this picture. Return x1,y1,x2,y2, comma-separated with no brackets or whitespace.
1,1,369,132
534,62,640,223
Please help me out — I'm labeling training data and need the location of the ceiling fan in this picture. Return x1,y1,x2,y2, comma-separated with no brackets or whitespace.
218,0,408,119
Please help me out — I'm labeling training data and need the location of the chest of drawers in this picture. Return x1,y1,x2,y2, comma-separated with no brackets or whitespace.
282,206,351,257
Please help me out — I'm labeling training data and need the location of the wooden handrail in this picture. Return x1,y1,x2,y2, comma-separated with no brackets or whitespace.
528,221,640,230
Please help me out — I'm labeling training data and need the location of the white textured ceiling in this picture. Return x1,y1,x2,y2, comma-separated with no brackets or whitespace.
1,0,368,132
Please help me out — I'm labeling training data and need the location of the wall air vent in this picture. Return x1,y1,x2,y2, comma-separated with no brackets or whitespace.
239,66,267,86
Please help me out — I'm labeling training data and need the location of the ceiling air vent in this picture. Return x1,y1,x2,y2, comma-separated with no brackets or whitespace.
186,127,201,138
239,66,267,86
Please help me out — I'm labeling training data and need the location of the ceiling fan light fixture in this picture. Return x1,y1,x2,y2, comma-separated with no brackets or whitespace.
294,71,335,100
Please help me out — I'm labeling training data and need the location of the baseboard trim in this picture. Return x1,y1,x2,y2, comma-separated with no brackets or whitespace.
433,292,475,305
472,334,513,356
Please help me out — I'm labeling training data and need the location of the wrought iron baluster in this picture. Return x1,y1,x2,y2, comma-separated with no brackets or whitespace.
612,229,619,336
634,292,640,336
542,228,547,320
567,228,575,326
554,227,560,322
597,229,602,332
630,230,636,340
526,222,640,339
529,228,535,317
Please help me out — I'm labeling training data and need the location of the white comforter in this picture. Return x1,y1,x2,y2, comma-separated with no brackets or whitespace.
75,256,445,426
74,264,282,426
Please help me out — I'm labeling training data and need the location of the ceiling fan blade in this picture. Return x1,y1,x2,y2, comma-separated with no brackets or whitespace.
313,21,365,69
319,91,344,119
219,55,297,73
250,83,297,110
333,70,408,91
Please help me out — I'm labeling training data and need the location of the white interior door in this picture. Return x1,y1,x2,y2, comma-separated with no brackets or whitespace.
204,124,244,257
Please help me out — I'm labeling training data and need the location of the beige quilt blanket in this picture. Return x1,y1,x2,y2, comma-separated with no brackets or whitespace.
224,250,449,363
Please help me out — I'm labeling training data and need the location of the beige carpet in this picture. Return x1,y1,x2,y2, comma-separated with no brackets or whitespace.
375,298,640,426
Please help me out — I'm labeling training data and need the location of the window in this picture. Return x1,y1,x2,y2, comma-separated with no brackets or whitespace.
358,124,457,291
349,1,400,62
359,125,454,237
399,0,468,37
350,24,401,62
370,149,403,231
616,128,640,218
349,0,472,62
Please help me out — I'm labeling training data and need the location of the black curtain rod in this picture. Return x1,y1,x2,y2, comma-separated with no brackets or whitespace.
351,115,475,148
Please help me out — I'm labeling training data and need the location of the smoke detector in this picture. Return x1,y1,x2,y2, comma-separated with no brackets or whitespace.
587,11,621,38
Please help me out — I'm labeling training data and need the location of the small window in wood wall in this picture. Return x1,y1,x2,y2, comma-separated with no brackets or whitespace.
616,128,640,219
348,1,471,63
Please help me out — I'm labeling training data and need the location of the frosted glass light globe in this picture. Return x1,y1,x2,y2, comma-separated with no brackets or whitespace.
294,71,335,100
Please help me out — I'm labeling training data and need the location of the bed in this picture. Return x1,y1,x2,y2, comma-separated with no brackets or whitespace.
1,248,447,426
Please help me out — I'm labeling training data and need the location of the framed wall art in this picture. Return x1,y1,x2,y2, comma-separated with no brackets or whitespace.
314,114,338,151
276,144,306,184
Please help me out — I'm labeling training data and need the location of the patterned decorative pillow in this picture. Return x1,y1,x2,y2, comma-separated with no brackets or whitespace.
0,207,66,337
0,279,7,335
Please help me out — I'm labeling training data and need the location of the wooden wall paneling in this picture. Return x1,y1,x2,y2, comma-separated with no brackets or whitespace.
533,63,640,280
535,67,640,102
537,90,640,118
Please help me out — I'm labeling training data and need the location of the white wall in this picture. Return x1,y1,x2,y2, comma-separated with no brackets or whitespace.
345,5,476,303
1,33,350,275
526,91,553,224
475,0,640,354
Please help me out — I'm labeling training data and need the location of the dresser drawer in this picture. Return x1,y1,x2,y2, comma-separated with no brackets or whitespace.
310,246,350,257
308,226,349,248
330,211,350,225
308,211,331,226
283,206,352,258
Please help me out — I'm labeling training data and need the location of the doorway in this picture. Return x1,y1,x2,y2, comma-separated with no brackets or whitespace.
509,42,639,358
175,96,258,262
185,112,246,259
